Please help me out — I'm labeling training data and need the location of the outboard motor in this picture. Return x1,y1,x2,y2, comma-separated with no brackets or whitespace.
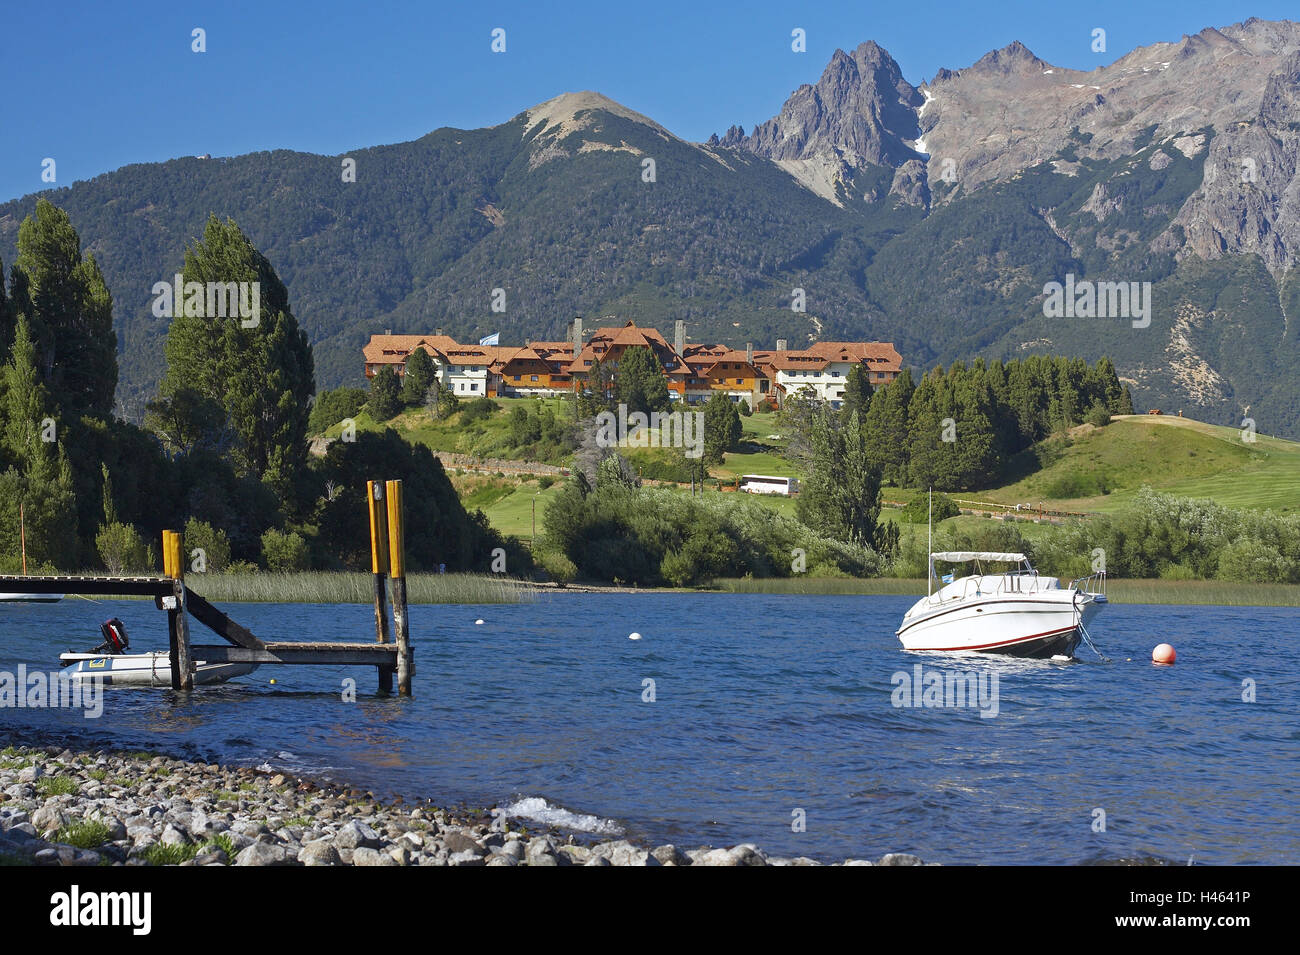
91,617,130,655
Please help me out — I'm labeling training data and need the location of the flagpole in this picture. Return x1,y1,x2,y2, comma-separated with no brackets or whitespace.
20,501,28,576
927,487,932,598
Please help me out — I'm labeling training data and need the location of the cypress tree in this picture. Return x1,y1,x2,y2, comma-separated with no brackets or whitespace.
401,346,436,406
615,346,670,416
368,367,401,421
840,363,873,423
156,214,315,505
13,199,117,419
863,367,913,485
0,317,77,568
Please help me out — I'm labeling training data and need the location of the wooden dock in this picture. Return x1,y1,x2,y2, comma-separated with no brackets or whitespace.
0,478,416,694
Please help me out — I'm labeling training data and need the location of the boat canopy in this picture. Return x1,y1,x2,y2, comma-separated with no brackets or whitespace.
930,551,1027,562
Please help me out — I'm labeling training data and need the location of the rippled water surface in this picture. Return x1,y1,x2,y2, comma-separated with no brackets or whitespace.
2,594,1296,864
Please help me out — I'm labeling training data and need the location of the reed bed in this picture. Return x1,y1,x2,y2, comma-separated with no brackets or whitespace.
188,571,534,605
716,575,1300,605
714,577,924,596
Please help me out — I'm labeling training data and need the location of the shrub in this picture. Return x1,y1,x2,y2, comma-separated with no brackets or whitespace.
183,518,231,573
899,493,960,523
261,528,310,572
1084,401,1111,427
537,476,555,490
459,397,497,425
308,386,368,434
95,522,151,574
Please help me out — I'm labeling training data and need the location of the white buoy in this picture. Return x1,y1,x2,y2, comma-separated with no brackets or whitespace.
475,619,484,626
629,632,642,641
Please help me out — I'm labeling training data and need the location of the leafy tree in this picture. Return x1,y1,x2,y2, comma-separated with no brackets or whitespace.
156,214,315,505
614,346,669,416
702,392,742,466
368,367,401,421
312,428,526,573
401,346,436,406
12,199,117,419
796,407,890,552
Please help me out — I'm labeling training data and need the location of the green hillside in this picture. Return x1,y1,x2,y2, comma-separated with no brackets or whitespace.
980,415,1300,513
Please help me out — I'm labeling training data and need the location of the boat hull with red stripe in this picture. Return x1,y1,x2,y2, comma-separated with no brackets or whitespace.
896,572,1105,659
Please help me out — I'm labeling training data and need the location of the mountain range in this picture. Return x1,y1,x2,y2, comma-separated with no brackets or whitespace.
2,18,1299,433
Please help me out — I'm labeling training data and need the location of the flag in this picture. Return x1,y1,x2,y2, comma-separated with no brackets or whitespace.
479,332,499,346
941,573,954,584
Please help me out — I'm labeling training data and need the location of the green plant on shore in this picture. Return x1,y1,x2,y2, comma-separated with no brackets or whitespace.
141,842,198,866
56,821,112,849
87,768,109,781
201,834,237,859
36,776,78,796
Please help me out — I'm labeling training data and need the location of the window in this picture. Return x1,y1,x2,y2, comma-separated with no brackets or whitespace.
470,383,478,391
735,378,743,385
530,375,539,382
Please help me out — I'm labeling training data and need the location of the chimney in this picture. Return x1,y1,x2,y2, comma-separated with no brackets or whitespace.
746,342,754,364
674,319,686,355
572,317,583,355
385,328,392,336
776,339,787,352
435,327,443,337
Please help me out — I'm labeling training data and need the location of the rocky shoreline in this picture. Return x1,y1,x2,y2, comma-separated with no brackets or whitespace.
0,742,931,866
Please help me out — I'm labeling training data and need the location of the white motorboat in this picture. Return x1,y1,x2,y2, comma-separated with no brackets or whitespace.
896,551,1106,658
0,592,64,603
58,617,258,687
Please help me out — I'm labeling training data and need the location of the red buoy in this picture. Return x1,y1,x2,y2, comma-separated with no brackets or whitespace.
1152,643,1177,665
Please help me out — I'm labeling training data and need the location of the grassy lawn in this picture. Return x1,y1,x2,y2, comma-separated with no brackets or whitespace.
475,481,566,539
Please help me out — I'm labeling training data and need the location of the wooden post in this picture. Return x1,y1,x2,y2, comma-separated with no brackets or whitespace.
367,481,393,693
385,479,412,696
164,530,194,690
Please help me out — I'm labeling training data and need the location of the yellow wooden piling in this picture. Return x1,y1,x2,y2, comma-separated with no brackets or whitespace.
385,479,412,696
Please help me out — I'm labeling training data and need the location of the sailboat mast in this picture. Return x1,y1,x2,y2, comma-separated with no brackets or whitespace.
927,488,932,597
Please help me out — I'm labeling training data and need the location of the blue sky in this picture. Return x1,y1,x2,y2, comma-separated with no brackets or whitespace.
2,0,1294,202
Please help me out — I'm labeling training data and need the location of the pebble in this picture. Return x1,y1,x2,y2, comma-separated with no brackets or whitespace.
0,740,934,868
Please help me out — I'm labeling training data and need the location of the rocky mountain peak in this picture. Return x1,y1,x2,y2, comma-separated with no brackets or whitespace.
967,40,1052,76
733,40,922,167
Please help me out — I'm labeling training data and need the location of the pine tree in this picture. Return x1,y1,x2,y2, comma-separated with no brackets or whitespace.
615,346,669,415
13,199,117,419
862,367,913,485
840,363,873,423
703,391,742,465
401,346,436,406
0,316,78,568
0,253,10,357
156,214,315,505
368,367,401,421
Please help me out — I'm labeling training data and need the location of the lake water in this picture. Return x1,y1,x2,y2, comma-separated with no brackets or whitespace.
1,593,1296,864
